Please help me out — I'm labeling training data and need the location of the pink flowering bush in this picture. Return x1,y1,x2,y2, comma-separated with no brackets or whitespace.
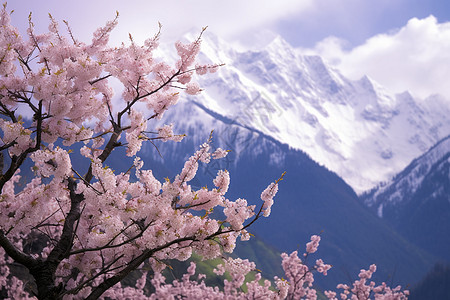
0,4,408,299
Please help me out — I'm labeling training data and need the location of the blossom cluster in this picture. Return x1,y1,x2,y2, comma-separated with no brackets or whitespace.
95,236,408,300
325,264,409,300
157,123,185,142
260,171,284,217
0,119,33,156
1,3,244,297
1,137,279,297
306,234,321,254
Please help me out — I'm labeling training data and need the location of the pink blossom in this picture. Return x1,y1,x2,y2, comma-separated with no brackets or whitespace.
213,169,230,194
0,119,33,156
157,123,184,142
195,64,209,75
212,147,229,159
306,235,321,254
224,198,255,230
185,82,202,95
261,181,279,217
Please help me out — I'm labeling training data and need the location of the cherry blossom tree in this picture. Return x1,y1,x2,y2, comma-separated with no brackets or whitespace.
0,4,409,299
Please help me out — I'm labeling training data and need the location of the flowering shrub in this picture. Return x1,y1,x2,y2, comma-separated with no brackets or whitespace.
0,4,408,299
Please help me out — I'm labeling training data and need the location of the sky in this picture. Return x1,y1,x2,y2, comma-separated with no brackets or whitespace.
6,0,450,99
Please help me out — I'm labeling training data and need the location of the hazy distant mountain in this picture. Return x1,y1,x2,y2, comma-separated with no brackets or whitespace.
361,135,450,261
169,32,450,194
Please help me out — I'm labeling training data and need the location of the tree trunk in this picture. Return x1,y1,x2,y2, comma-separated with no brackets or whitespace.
29,261,63,300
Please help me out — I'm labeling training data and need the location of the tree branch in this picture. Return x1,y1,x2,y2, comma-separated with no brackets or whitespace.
0,100,43,193
0,230,37,268
46,178,84,266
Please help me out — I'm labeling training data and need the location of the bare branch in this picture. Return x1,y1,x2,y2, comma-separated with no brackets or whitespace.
88,74,112,86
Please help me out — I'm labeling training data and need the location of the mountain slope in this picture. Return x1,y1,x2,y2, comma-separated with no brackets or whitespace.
141,97,435,290
361,135,450,261
409,263,450,300
177,32,450,193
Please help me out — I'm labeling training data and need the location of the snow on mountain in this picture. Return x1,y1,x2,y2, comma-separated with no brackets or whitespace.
172,31,450,194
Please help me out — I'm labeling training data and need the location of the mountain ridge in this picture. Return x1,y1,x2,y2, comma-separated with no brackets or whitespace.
360,135,450,261
363,134,450,210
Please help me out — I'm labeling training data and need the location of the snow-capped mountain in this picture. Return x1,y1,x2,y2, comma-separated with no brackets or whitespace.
361,135,450,260
173,32,450,194
136,33,448,288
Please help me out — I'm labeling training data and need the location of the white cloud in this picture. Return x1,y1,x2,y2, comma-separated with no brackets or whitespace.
115,0,316,46
7,0,314,45
313,15,450,99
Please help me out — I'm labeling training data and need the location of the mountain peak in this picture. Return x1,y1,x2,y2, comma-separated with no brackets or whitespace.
358,75,375,91
265,35,292,50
